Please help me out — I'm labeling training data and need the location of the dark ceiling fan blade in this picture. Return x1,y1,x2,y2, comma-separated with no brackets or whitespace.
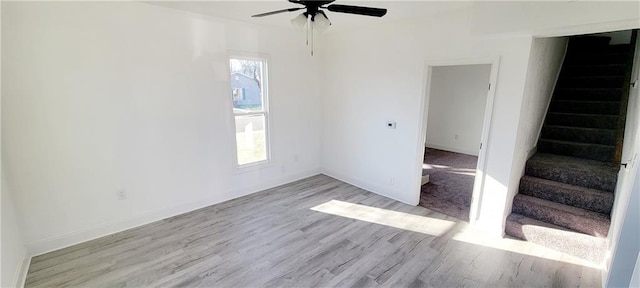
252,7,304,17
326,4,387,17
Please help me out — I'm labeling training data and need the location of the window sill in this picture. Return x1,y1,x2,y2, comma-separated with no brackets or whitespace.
233,160,272,174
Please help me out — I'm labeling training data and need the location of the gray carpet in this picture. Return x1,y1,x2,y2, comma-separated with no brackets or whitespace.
419,148,478,222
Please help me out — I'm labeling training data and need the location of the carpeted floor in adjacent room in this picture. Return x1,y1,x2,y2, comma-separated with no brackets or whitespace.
419,148,478,221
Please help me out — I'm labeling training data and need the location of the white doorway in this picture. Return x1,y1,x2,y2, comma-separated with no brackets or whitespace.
414,58,499,224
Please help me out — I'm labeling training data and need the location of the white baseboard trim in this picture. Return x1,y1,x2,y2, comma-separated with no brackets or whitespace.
321,169,417,206
27,169,321,257
425,144,479,157
12,253,31,288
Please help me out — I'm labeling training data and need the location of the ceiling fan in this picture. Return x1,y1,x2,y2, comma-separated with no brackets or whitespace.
252,0,388,55
252,0,387,19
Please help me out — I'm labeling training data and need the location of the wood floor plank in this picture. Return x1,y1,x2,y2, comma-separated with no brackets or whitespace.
25,175,601,287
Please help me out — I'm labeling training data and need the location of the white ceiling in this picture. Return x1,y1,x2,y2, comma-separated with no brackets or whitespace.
146,1,473,32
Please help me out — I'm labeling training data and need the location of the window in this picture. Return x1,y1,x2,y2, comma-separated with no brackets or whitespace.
229,56,269,167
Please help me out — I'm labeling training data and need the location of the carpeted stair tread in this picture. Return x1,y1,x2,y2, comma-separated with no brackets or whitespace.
554,88,623,101
538,138,614,162
545,112,618,129
541,125,615,145
505,213,606,263
568,44,631,55
563,64,626,76
525,153,618,192
512,194,610,237
549,100,620,115
562,75,625,81
508,34,631,264
519,175,613,214
565,52,630,65
558,75,625,89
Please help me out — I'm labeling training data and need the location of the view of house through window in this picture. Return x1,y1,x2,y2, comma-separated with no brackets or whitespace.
230,57,269,166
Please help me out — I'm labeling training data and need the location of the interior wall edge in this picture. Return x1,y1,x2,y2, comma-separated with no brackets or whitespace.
532,19,640,38
15,256,31,288
533,38,569,147
26,169,321,257
320,169,417,206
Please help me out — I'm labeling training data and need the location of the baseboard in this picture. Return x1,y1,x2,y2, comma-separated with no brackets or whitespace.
425,144,479,157
12,253,31,288
27,168,321,257
321,169,417,206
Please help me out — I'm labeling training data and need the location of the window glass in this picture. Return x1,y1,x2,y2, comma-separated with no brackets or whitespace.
230,59,263,111
230,57,269,167
234,114,267,165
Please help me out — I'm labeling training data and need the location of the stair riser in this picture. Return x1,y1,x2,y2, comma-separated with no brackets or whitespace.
512,196,610,237
562,65,626,77
549,101,620,115
519,178,613,214
541,126,615,145
525,161,617,192
538,140,614,162
505,214,606,263
558,77,625,88
554,88,622,101
545,113,617,129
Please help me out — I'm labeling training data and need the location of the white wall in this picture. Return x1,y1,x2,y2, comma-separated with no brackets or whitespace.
319,1,638,236
505,37,567,222
2,0,639,263
605,33,640,288
1,1,322,255
1,172,28,288
471,1,640,37
606,158,640,287
319,7,533,235
426,65,491,156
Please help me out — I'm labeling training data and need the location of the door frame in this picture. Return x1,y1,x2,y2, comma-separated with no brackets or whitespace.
413,56,500,224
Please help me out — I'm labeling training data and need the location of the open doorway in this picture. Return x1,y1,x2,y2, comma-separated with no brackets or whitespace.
419,63,495,222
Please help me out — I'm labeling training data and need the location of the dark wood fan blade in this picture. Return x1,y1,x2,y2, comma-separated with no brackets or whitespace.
326,4,387,17
252,7,303,17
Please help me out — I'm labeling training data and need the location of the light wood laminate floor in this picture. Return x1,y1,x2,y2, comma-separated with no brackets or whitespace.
25,175,601,287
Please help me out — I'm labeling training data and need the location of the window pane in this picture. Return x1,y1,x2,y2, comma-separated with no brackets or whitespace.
235,114,267,165
230,59,263,112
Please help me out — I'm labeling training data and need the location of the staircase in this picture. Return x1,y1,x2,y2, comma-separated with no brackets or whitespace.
506,33,637,263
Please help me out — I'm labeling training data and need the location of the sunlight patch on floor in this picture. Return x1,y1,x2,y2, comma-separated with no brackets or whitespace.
423,164,451,169
311,200,456,236
452,226,602,269
422,164,475,177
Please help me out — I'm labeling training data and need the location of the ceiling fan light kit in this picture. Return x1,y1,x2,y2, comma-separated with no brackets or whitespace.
252,0,387,55
290,13,308,30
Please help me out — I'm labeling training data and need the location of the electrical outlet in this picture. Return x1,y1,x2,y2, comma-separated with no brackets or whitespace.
117,189,127,200
454,134,459,140
389,176,395,185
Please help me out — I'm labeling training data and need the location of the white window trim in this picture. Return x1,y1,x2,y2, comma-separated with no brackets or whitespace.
228,52,272,173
